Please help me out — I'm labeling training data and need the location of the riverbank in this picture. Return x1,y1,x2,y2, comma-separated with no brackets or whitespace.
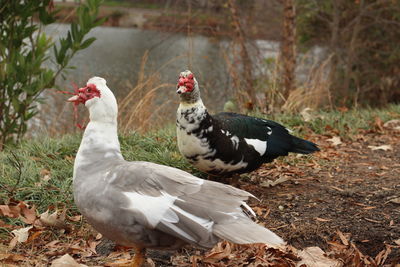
1,105,400,265
54,2,282,40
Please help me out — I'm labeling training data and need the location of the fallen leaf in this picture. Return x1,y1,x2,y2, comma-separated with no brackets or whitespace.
388,197,400,204
51,254,88,267
327,136,342,146
18,202,37,224
374,116,384,132
105,258,132,266
252,206,264,216
0,205,20,218
0,253,26,262
40,169,51,181
69,215,82,222
260,176,290,187
65,155,75,162
11,226,33,243
296,246,342,267
204,242,233,261
88,240,100,254
0,219,14,228
394,239,400,246
27,231,42,243
10,226,33,249
145,258,156,267
367,145,392,151
327,241,348,250
375,245,391,265
39,209,68,229
45,240,60,248
106,251,131,260
383,119,400,130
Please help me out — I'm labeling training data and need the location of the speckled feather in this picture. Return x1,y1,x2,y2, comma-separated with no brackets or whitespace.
176,70,319,176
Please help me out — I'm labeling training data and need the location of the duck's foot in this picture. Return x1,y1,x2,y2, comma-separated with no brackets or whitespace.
131,247,146,267
96,238,115,256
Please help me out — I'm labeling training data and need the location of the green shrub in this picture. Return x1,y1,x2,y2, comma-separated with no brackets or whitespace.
0,0,105,149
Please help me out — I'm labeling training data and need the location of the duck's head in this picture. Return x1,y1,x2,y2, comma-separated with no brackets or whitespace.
68,77,118,123
176,70,201,103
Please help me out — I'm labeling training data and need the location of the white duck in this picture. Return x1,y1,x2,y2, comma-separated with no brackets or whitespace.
67,77,284,266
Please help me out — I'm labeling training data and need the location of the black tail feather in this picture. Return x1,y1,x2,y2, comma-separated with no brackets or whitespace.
291,136,320,154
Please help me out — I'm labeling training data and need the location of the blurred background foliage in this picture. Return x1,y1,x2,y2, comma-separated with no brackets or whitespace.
297,0,400,107
0,0,104,149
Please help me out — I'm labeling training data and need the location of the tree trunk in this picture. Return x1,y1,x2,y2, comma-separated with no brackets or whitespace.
281,0,296,100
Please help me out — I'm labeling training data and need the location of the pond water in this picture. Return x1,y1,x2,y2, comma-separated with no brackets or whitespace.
46,24,236,111
37,24,323,134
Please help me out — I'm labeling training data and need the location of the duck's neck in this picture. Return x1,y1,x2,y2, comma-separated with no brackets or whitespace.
177,99,209,133
74,120,123,179
179,89,201,104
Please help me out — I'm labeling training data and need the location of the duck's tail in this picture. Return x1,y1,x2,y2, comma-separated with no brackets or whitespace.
291,136,320,154
213,219,285,247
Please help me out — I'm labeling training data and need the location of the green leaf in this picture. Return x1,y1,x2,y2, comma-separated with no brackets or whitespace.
0,0,102,146
71,23,78,42
11,98,20,113
38,33,48,49
25,111,38,120
79,37,96,50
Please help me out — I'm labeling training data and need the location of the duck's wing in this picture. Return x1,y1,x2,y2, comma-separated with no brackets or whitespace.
214,112,319,156
213,112,286,140
109,161,284,248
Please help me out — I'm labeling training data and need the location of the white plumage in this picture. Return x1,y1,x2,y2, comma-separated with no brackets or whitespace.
69,76,285,266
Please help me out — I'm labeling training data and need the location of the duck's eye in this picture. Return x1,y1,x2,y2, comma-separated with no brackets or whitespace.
86,88,91,93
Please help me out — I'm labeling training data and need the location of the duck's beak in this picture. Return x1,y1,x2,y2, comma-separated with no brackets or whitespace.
176,86,186,94
67,95,80,102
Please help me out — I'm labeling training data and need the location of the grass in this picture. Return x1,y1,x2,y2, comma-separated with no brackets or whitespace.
258,104,400,138
0,104,399,222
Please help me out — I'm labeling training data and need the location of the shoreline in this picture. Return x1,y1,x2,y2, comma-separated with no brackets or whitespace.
55,3,282,41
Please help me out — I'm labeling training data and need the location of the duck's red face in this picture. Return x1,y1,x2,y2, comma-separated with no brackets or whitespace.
176,73,195,94
67,83,101,105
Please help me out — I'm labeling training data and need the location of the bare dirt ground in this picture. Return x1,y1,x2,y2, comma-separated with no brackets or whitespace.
253,132,400,260
160,129,400,266
1,128,399,266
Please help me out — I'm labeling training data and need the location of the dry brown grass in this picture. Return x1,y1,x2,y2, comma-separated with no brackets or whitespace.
30,43,333,138
281,53,334,112
117,51,181,134
222,46,333,114
254,51,334,114
28,89,83,138
29,51,185,137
